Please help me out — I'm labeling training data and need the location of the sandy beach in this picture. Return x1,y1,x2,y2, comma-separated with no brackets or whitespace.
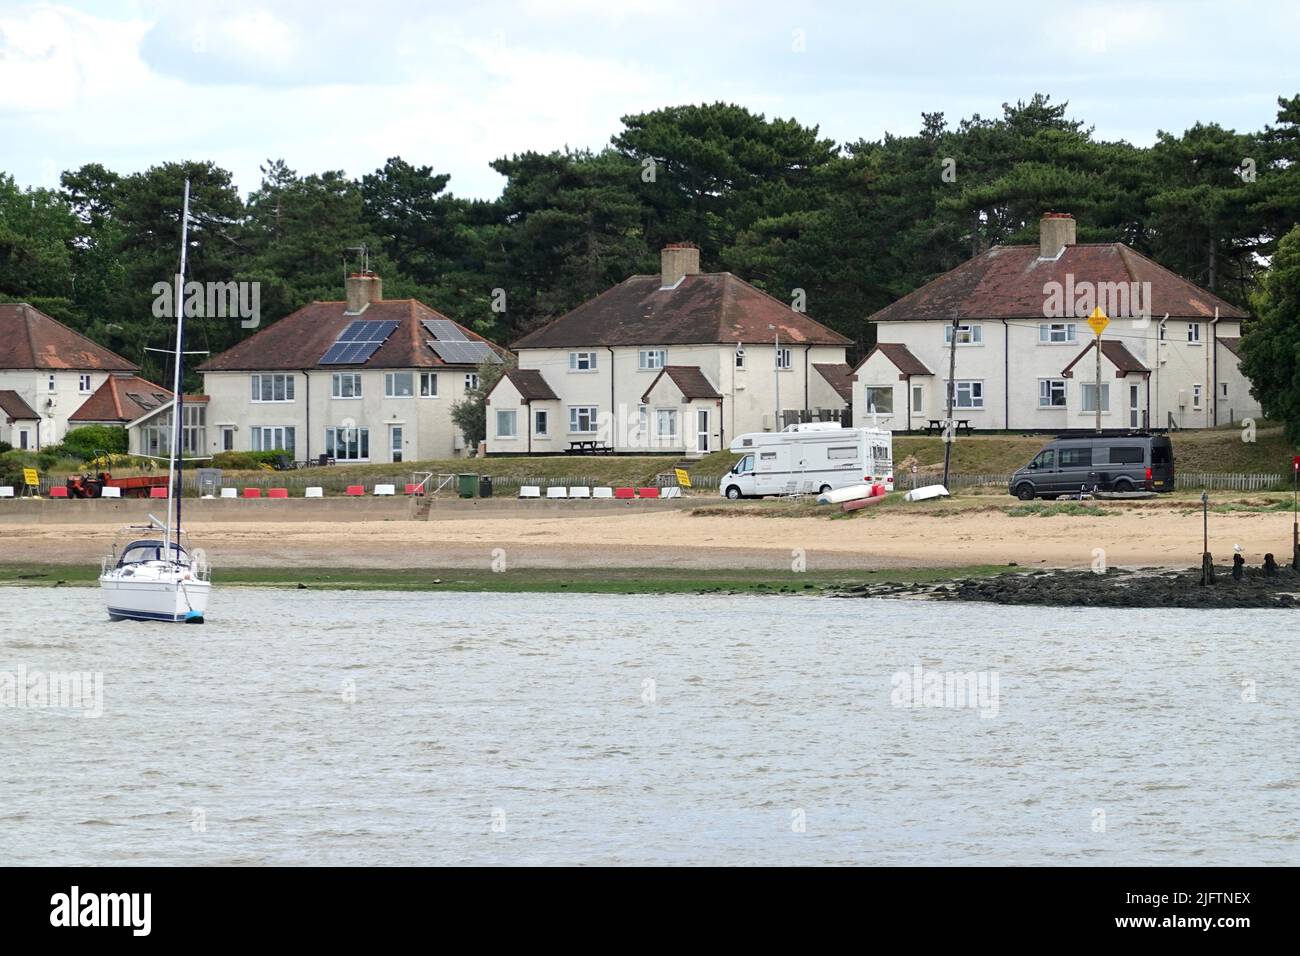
1,503,1292,571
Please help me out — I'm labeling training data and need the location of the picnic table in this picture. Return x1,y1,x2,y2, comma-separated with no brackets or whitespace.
926,419,974,436
565,440,614,455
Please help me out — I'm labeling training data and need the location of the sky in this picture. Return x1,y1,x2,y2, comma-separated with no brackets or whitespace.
1,0,1298,200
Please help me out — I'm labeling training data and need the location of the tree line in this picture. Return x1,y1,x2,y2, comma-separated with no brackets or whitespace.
2,94,1299,434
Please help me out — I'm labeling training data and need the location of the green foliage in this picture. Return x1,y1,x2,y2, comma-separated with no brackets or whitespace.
211,450,285,470
1241,225,1300,441
56,424,129,461
451,356,513,448
2,93,1299,381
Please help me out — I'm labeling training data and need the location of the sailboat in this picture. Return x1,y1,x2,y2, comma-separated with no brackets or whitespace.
99,180,212,623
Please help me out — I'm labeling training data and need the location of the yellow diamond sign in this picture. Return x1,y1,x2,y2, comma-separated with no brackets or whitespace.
1087,306,1110,337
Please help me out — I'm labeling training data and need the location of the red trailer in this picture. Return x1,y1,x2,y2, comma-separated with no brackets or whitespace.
65,473,170,499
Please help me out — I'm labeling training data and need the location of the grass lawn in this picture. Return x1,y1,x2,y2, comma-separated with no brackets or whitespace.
0,563,1010,594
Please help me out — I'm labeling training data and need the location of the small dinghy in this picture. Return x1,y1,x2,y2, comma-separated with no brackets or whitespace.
904,484,949,502
817,483,874,505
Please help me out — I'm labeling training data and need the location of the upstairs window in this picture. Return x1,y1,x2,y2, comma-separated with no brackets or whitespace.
569,352,598,372
253,373,296,402
330,373,361,399
944,323,983,345
639,349,667,371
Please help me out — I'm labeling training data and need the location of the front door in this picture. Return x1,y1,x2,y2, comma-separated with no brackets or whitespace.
390,425,403,463
696,409,709,453
1129,384,1140,429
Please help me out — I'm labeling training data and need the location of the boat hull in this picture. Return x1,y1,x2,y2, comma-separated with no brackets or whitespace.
100,576,210,623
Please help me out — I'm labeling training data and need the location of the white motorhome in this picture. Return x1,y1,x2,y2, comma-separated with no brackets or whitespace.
719,422,893,499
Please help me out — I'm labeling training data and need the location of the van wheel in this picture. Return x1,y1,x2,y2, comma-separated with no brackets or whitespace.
819,485,832,495
1015,483,1036,501
1113,478,1135,493
725,485,743,500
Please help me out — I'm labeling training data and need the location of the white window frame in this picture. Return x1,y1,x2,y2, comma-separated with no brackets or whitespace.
1192,383,1203,410
864,385,894,414
639,349,667,371
1081,383,1111,413
384,371,414,398
1038,323,1077,344
1187,323,1202,344
911,384,924,415
251,373,296,403
330,373,362,399
47,374,56,392
656,407,678,438
946,380,984,409
775,347,792,370
534,408,549,437
325,426,369,461
735,347,746,370
496,409,518,439
944,323,983,346
569,405,598,434
78,374,92,394
1038,379,1067,408
568,351,598,372
465,373,480,391
419,372,438,398
251,425,296,454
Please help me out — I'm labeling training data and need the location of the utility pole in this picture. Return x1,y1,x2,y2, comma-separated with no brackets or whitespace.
1087,307,1110,434
941,316,959,489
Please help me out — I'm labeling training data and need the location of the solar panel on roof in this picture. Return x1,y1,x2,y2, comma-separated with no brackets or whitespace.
320,319,400,364
428,340,500,365
421,318,467,341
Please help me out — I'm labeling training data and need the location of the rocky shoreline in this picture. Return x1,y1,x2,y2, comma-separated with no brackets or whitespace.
837,565,1300,608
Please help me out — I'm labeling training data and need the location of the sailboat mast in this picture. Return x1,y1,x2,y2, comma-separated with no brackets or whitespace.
165,179,191,559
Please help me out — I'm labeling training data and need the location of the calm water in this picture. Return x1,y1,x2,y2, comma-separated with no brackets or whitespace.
1,587,1297,866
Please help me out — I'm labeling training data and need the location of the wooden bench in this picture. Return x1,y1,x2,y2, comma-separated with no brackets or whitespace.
926,418,974,437
565,440,614,455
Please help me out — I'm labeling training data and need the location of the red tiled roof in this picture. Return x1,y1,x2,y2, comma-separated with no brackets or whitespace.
0,303,136,371
0,389,39,421
852,343,933,378
513,273,852,349
69,374,171,423
198,299,509,372
868,243,1248,324
813,363,854,402
1061,340,1150,378
641,365,722,403
500,368,558,402
1218,336,1242,357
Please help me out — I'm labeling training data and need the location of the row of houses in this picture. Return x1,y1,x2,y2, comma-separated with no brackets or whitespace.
0,214,1261,463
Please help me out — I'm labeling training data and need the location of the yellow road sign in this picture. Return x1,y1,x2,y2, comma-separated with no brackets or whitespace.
1087,306,1110,337
22,468,39,487
674,468,692,488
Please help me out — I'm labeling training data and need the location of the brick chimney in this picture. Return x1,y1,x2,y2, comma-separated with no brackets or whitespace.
345,272,382,314
1039,213,1077,259
660,242,700,288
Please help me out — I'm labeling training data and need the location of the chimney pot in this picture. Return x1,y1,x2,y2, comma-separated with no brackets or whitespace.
345,271,382,314
660,242,701,288
1039,213,1077,259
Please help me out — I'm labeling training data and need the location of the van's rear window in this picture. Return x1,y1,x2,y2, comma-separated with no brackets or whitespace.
1111,446,1143,464
1152,444,1172,464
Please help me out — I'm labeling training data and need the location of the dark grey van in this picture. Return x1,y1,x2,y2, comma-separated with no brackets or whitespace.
1009,434,1174,500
